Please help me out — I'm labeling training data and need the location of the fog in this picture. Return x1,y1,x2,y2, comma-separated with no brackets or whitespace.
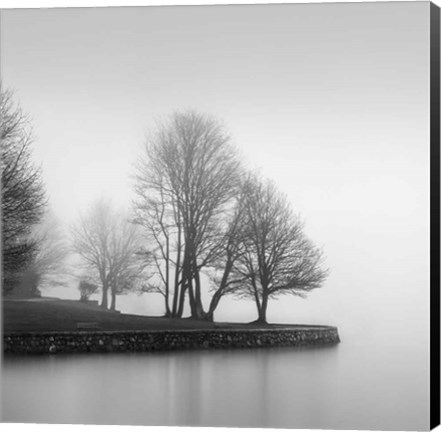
2,0,429,375
2,341,429,429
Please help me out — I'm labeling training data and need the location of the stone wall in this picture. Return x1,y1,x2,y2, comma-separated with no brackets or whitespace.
3,327,340,355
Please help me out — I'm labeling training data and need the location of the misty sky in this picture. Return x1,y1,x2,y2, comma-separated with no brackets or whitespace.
1,3,431,345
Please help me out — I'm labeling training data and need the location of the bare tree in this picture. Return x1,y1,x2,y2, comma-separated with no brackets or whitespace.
133,187,180,317
204,187,248,321
78,279,99,302
1,86,46,293
133,111,242,319
71,198,143,310
234,174,328,324
107,219,147,311
17,212,69,297
71,199,113,308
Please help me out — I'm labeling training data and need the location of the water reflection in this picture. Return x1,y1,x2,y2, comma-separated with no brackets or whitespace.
1,340,428,430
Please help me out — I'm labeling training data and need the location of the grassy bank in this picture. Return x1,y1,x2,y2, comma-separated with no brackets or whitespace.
2,298,326,334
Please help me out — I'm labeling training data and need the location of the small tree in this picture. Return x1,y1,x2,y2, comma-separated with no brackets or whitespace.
78,279,99,302
17,213,69,297
71,198,143,310
235,175,328,324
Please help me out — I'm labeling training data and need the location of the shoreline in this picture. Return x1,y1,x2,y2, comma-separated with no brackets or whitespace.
3,326,340,355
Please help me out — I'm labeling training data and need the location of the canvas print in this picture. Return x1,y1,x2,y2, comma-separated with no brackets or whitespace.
1,2,439,431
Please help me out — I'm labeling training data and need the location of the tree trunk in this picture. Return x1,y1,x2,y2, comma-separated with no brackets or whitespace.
206,293,221,321
187,276,197,317
110,289,116,311
256,294,268,324
192,264,205,320
182,249,196,317
101,281,108,309
180,242,194,316
172,279,180,317
176,282,187,317
164,235,170,316
204,311,214,322
164,297,171,317
193,259,202,305
205,294,221,322
172,280,181,317
206,281,227,322
206,259,233,321
172,221,182,316
193,302,204,320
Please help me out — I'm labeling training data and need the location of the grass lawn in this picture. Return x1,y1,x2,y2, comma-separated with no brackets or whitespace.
2,297,327,333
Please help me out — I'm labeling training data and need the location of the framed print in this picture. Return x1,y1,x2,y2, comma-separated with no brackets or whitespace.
1,1,440,431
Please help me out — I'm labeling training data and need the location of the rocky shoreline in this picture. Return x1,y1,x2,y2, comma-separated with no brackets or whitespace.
3,326,340,355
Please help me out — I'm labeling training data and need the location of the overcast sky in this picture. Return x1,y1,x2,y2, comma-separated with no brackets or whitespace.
1,2,430,344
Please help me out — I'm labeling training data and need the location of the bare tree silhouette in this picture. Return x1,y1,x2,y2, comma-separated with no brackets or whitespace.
234,174,328,324
1,86,46,294
133,111,242,319
71,198,144,310
19,213,69,297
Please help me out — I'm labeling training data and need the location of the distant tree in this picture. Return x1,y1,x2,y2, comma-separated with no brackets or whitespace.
234,175,328,324
78,279,99,302
133,111,242,319
71,198,143,310
0,86,46,293
107,222,147,311
17,213,69,297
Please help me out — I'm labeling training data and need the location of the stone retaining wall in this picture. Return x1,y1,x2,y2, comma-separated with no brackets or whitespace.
3,327,340,355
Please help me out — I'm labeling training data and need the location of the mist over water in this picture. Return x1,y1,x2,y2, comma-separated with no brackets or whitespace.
2,336,428,430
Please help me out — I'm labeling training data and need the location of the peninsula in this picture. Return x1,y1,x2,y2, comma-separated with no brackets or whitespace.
3,298,340,355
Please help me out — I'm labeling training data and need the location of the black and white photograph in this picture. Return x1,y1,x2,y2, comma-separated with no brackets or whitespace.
1,1,440,431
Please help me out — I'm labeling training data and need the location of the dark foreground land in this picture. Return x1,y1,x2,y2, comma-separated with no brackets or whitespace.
2,298,340,355
2,298,329,333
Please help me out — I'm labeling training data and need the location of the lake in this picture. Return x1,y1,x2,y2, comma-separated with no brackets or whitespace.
1,336,428,430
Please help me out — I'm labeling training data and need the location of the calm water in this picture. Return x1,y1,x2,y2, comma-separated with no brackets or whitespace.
1,337,428,430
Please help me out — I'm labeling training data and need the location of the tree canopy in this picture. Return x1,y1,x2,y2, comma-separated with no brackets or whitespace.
1,86,46,294
233,175,328,323
133,111,242,319
71,198,144,310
